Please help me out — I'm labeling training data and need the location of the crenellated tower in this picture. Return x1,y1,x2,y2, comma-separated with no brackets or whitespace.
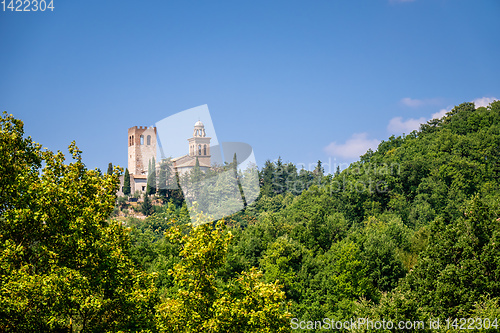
128,126,157,175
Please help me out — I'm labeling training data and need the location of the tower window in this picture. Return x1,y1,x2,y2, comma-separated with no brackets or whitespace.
204,145,207,155
147,135,151,145
140,135,144,145
198,144,202,155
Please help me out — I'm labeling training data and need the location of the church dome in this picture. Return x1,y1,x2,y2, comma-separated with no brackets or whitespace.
195,120,204,127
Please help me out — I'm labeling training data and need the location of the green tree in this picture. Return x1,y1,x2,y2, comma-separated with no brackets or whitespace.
260,235,306,302
158,158,173,202
240,163,260,207
232,153,247,207
297,167,314,194
403,194,500,318
179,202,190,221
274,157,286,195
260,160,276,197
170,170,185,208
335,165,341,177
313,160,324,185
359,216,408,293
192,156,201,183
123,167,131,196
147,157,157,196
155,219,291,332
141,192,154,216
107,162,113,175
313,240,372,314
0,112,157,332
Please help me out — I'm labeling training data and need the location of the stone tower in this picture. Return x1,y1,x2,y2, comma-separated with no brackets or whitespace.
128,126,157,175
188,120,211,164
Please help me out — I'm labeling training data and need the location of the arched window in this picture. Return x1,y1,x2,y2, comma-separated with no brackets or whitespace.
147,135,151,145
132,135,134,145
140,135,144,145
198,144,202,155
204,145,207,155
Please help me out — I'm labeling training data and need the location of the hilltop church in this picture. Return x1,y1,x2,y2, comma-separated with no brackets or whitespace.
121,120,211,195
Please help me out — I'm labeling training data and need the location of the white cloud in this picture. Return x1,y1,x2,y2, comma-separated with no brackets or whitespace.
389,95,498,135
473,96,497,108
400,97,441,108
400,97,424,107
324,133,380,159
387,116,426,134
329,96,498,161
388,105,450,134
431,108,449,119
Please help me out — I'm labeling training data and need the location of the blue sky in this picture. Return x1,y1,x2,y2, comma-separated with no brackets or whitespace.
1,0,499,174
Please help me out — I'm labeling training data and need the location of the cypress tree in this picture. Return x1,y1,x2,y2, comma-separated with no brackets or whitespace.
141,193,153,216
107,162,113,175
313,160,324,185
193,157,201,178
335,165,341,177
158,159,171,201
123,168,131,196
147,157,156,196
233,153,246,207
171,170,185,207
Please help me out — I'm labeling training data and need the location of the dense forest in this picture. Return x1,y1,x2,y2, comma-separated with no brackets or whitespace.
1,101,500,332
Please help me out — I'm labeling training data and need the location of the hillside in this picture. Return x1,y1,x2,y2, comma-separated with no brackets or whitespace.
121,101,500,331
213,101,500,326
2,101,500,332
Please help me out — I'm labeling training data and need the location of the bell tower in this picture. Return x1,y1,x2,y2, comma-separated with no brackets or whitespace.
128,126,157,175
188,120,211,163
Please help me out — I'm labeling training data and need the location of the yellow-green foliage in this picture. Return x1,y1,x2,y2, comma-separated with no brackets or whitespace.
156,220,291,332
0,112,158,332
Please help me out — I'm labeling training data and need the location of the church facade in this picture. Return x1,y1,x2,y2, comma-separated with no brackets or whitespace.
171,120,211,174
121,121,211,195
